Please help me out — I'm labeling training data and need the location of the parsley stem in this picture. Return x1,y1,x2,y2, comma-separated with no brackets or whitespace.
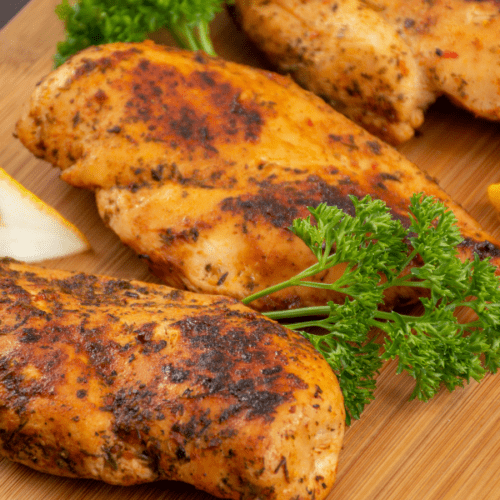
263,305,332,321
197,21,217,56
242,262,325,304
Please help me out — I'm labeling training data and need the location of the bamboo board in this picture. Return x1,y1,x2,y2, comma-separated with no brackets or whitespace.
1,1,500,499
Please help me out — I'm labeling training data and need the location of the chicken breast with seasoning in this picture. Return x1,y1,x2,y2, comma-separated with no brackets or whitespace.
0,257,344,499
15,41,500,312
232,0,500,143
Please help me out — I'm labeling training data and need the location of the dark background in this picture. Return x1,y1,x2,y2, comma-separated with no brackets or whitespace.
1,0,32,29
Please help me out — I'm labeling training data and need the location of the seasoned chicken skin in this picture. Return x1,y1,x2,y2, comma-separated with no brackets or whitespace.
0,258,344,499
15,41,500,311
233,0,500,143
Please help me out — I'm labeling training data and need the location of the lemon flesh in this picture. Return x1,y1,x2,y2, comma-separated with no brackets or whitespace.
0,168,90,262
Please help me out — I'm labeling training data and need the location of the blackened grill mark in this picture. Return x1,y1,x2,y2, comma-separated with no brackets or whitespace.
220,176,359,228
117,59,266,154
71,48,143,80
171,314,308,421
19,329,41,343
462,239,500,260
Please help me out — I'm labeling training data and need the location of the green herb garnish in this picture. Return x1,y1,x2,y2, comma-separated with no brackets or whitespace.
54,0,227,66
243,194,500,424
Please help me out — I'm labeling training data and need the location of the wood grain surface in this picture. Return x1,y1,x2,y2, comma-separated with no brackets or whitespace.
1,1,500,499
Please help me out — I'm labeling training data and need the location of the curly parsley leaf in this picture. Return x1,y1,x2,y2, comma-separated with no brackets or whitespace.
54,0,228,66
243,194,500,424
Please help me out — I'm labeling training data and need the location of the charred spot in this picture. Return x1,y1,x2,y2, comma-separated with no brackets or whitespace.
117,58,266,155
72,48,142,80
94,88,108,103
228,93,263,141
465,0,500,5
379,172,401,182
193,70,216,87
220,189,299,228
163,364,191,383
171,411,212,441
107,125,121,133
150,164,165,181
198,349,232,373
175,445,189,462
56,273,99,299
314,385,323,398
346,79,362,97
102,279,133,295
243,390,287,419
139,58,150,71
127,181,150,193
219,404,243,423
274,456,290,482
135,322,156,343
220,175,360,229
159,226,200,246
217,272,229,286
72,111,80,128
194,52,208,64
19,328,41,343
366,140,382,155
262,366,282,376
76,389,87,399
171,107,198,140
328,134,359,151
35,139,47,152
404,18,416,28
174,314,221,343
462,239,500,260
86,340,109,365
73,58,98,78
366,94,399,123
102,385,157,436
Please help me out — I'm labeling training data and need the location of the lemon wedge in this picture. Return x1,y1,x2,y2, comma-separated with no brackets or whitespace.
488,183,500,213
0,167,90,262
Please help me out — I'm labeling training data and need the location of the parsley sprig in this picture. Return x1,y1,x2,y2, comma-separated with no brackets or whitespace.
242,194,500,424
54,0,227,66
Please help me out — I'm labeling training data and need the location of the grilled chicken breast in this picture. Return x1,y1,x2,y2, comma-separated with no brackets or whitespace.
15,41,500,311
0,257,344,499
232,0,500,144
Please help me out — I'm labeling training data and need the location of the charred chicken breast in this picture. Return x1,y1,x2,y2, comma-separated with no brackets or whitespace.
233,0,500,143
15,41,500,311
0,257,344,499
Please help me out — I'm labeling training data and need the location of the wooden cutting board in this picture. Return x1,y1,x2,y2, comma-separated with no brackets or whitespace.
1,1,500,499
